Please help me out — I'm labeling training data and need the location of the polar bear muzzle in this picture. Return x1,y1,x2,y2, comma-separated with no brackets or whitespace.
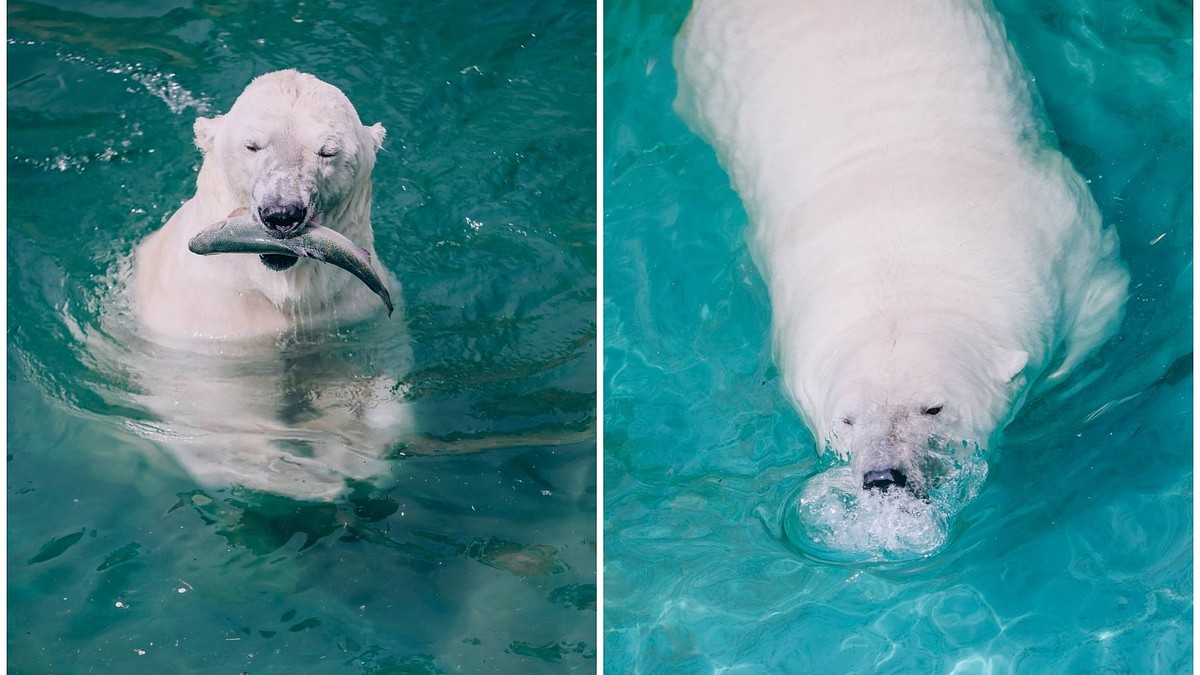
258,199,309,238
862,468,908,492
255,195,311,269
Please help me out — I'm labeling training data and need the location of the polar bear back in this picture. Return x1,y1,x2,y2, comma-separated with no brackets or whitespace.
675,0,1129,441
675,0,1045,224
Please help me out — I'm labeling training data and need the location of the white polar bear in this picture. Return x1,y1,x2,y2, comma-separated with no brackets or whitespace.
134,69,393,340
121,70,409,500
675,0,1129,494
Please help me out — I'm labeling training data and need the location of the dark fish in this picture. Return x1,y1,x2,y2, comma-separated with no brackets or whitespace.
188,209,393,316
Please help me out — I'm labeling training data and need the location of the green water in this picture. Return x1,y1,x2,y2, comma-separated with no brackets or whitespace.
8,1,596,672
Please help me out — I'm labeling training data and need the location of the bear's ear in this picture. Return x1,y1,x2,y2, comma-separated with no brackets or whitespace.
194,115,224,154
995,349,1029,383
365,123,386,151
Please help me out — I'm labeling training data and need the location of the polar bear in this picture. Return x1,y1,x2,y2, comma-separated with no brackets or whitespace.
121,70,408,500
134,69,392,340
675,0,1129,495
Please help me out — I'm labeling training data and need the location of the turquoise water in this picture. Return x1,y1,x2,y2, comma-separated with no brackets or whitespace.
604,0,1190,672
9,1,596,672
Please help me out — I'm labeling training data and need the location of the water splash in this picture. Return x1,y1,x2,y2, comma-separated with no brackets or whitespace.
57,50,212,115
782,444,989,563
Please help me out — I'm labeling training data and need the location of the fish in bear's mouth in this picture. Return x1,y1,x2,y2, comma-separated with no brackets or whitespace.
255,205,317,270
186,207,394,315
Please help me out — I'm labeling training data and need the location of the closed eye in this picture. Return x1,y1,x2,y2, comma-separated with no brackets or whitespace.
840,418,854,427
317,147,339,158
245,142,261,152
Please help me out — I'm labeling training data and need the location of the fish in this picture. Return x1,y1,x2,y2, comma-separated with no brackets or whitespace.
187,208,394,316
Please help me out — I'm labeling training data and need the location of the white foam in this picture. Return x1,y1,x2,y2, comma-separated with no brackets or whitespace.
785,447,988,562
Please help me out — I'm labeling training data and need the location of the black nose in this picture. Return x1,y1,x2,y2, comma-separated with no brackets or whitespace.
258,202,307,237
863,468,908,491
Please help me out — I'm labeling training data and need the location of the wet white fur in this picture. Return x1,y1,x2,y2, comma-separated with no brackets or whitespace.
121,71,408,500
134,69,393,340
675,0,1128,478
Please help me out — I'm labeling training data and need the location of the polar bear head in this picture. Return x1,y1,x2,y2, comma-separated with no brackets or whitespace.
800,325,1030,497
192,70,385,269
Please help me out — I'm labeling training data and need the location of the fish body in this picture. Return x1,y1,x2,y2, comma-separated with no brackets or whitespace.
188,210,394,315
